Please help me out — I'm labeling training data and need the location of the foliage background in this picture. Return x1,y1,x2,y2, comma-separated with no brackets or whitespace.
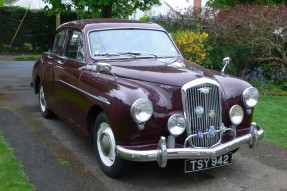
172,30,208,64
159,4,286,95
0,6,77,53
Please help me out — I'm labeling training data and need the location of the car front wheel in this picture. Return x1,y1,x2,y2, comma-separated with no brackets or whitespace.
39,82,53,118
93,112,131,178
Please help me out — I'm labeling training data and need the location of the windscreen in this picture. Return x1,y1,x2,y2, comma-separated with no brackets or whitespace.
89,29,180,59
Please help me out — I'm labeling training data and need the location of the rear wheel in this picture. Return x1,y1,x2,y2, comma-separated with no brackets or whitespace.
93,112,131,178
39,82,53,118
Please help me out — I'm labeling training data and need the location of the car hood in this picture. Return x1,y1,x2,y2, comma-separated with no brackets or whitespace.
108,58,215,87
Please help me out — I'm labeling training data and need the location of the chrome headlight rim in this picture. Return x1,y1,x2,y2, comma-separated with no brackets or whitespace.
167,114,187,136
130,98,154,123
229,105,244,125
243,87,259,108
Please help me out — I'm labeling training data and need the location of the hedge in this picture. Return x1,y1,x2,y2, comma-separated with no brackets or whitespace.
0,6,77,53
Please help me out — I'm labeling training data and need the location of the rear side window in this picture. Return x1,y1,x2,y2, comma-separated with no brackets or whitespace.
52,30,66,55
65,31,84,61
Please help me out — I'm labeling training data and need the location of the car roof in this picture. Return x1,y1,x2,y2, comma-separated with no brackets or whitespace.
58,19,165,32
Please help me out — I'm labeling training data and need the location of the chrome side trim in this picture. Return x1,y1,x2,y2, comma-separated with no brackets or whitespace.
59,80,110,105
115,125,264,166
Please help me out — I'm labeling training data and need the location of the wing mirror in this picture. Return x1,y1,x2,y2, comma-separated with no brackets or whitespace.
86,62,117,81
95,62,112,73
86,62,111,73
221,57,230,74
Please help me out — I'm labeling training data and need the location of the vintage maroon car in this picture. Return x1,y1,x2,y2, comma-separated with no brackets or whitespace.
32,19,264,178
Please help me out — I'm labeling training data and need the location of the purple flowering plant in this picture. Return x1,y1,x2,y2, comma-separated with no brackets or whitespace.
243,64,287,96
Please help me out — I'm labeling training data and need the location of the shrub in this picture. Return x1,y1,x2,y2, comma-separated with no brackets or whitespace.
205,4,287,74
172,30,209,64
22,43,33,51
139,15,151,22
159,5,287,77
0,43,9,51
0,6,77,53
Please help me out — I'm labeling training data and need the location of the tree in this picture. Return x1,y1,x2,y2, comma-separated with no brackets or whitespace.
205,4,287,75
0,0,3,7
206,0,287,7
3,0,18,5
44,0,161,19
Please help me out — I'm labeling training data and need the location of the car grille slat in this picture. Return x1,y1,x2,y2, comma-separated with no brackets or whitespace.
182,80,222,148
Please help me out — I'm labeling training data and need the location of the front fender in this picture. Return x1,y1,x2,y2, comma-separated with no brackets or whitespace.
104,78,171,145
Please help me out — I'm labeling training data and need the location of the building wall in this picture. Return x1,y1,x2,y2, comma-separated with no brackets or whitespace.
13,0,50,9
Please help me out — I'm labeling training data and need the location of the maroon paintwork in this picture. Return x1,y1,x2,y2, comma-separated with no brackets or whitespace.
32,19,254,151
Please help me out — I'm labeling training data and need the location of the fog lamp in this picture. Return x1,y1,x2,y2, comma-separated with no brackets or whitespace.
229,105,244,125
167,114,187,136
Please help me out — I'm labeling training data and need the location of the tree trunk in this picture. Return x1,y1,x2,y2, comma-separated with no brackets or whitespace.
101,4,113,18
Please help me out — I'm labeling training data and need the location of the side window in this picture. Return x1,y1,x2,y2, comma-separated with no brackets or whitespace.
52,30,66,55
65,31,85,61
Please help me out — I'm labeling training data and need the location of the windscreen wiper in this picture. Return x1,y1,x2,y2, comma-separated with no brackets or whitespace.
93,52,120,57
94,51,158,59
118,51,158,58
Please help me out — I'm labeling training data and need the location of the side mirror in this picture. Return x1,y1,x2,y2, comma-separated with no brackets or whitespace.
221,57,230,74
86,62,111,73
95,62,112,73
86,62,117,81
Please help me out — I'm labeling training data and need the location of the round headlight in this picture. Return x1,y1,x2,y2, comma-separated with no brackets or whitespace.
168,114,187,136
243,87,259,108
131,99,153,123
229,105,244,125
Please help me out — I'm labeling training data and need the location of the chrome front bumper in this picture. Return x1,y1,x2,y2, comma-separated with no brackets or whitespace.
115,123,264,168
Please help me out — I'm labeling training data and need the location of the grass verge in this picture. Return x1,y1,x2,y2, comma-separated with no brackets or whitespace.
0,131,34,190
254,96,287,149
15,54,40,61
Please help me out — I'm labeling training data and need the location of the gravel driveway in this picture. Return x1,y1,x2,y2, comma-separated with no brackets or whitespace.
0,61,286,191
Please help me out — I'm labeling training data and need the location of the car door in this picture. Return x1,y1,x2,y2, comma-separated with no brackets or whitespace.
53,29,88,135
42,29,67,111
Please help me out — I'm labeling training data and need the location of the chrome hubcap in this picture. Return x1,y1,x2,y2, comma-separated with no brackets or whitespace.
97,122,116,167
39,85,46,112
100,133,111,156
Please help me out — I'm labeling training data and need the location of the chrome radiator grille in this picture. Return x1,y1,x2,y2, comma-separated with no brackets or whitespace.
182,79,222,148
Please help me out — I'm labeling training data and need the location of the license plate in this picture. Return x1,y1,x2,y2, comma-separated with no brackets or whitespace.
184,153,232,173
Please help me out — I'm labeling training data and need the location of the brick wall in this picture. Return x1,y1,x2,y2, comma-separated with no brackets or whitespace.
194,0,201,8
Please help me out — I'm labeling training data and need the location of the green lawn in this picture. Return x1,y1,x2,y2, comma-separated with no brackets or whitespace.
253,96,287,149
0,131,34,191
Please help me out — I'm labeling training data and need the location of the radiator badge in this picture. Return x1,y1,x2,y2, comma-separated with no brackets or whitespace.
209,110,216,120
197,131,204,139
198,87,210,94
195,106,204,117
208,126,216,138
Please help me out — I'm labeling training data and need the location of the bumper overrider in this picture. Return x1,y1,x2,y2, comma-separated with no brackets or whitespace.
115,122,264,168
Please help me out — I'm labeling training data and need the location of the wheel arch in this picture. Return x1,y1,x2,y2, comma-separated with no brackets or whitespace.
34,75,41,94
87,105,104,140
